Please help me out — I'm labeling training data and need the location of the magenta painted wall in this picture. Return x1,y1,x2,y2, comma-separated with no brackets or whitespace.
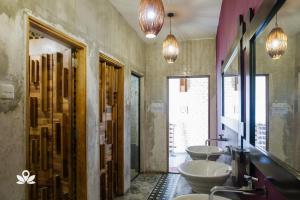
216,0,262,133
216,0,262,68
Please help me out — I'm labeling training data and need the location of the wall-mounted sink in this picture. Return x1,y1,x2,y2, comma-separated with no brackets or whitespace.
186,146,224,160
178,160,231,193
173,194,232,200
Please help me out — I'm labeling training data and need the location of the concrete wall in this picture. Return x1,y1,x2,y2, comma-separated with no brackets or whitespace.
295,33,300,170
143,39,217,172
0,0,145,199
0,0,219,198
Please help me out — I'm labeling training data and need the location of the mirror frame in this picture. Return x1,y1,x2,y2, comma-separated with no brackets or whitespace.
221,16,246,143
247,0,300,179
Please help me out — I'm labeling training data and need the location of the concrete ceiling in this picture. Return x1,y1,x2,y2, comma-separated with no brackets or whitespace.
109,0,222,42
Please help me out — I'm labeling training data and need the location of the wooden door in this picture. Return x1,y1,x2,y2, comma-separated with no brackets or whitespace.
99,60,122,200
28,50,76,199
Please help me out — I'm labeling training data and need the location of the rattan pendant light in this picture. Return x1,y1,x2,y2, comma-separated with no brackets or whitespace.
162,13,179,64
266,14,287,59
139,0,165,39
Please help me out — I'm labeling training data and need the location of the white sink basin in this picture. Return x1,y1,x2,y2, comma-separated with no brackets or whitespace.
186,146,224,160
178,160,231,193
173,194,231,200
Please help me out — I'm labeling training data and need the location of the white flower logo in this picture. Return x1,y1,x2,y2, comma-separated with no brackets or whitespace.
16,170,36,184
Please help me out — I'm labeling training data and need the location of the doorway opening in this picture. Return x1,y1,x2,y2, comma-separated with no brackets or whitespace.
130,73,141,180
168,76,209,173
99,53,125,199
26,17,87,199
255,75,269,151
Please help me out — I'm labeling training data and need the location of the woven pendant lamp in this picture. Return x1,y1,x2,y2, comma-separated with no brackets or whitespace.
162,13,179,64
266,14,287,59
139,0,165,39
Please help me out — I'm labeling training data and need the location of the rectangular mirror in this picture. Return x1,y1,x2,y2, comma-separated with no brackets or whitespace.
251,0,300,173
222,48,241,133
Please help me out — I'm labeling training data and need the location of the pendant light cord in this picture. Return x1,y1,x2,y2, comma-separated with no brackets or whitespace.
169,16,172,34
275,13,278,27
167,13,174,34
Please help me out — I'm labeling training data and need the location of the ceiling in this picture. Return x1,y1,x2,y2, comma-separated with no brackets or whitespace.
277,0,300,35
109,0,222,42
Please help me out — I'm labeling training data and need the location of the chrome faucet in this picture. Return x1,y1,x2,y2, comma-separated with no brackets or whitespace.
205,134,228,146
209,175,266,200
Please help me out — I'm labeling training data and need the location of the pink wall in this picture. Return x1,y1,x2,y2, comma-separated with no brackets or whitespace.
216,0,262,68
216,0,262,132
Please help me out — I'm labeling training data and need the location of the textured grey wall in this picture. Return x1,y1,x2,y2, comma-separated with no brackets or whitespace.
0,0,145,199
143,39,217,172
0,0,218,199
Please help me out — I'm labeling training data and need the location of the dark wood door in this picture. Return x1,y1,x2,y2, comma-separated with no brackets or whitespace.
99,60,121,200
28,50,76,199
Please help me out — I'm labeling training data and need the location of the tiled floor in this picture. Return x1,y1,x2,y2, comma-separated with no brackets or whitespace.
148,174,180,200
116,173,192,200
117,171,240,200
115,174,162,200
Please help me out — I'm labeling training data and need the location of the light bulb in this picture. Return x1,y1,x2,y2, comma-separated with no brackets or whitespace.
146,33,156,39
146,9,156,20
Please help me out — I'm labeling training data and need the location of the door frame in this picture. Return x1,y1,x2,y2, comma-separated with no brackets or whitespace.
166,75,211,172
25,16,87,199
99,53,125,195
130,72,141,181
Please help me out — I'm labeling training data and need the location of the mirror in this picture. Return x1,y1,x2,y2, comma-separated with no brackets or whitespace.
222,48,241,132
252,0,300,172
